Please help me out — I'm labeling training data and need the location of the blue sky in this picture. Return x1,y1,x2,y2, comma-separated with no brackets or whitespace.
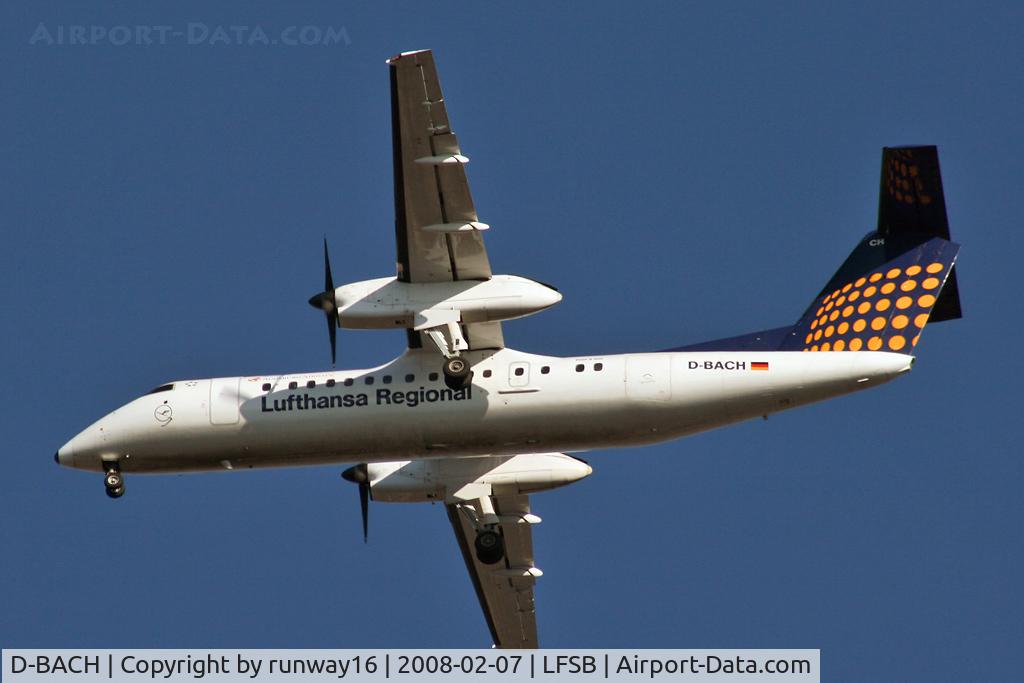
2,1,1021,678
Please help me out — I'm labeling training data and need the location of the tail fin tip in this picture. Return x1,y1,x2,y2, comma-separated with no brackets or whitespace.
783,145,962,354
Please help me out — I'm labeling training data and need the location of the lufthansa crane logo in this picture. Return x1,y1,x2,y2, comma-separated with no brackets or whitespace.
154,403,173,426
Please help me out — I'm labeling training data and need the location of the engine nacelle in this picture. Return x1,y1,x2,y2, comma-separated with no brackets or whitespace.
331,274,561,330
367,453,592,503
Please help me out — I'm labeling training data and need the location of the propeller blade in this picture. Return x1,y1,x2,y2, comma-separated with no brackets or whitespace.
323,237,335,293
308,238,339,366
342,464,369,543
358,481,369,544
327,313,337,366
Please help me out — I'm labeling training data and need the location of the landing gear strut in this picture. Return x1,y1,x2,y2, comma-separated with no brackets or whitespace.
465,495,504,564
103,462,125,499
474,529,505,565
456,499,507,564
424,322,473,390
443,356,472,390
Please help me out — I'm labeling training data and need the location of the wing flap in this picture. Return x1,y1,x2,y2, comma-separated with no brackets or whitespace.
464,321,505,351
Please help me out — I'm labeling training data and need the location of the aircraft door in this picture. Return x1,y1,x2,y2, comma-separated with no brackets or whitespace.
508,361,530,387
625,354,672,401
209,377,241,425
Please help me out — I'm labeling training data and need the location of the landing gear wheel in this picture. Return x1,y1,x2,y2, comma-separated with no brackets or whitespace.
103,465,124,499
104,471,123,490
474,529,505,565
443,357,472,390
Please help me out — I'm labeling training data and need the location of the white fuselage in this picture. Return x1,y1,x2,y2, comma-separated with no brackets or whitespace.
57,349,912,473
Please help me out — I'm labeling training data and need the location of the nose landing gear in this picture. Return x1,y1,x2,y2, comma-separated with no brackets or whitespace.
103,462,125,499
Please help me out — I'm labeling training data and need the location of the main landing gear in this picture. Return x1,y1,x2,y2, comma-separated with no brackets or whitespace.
474,528,505,565
103,462,125,499
457,496,505,564
425,321,473,390
442,356,472,390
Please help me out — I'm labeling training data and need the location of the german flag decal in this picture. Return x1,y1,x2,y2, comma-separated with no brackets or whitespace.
751,362,769,371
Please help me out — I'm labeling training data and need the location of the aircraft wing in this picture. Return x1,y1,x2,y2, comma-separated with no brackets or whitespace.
446,494,539,648
388,49,491,284
388,49,503,352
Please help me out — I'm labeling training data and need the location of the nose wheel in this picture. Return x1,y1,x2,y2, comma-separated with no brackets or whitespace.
443,356,472,390
103,463,125,499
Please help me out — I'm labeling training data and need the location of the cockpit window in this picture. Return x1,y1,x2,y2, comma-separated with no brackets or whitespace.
147,383,174,395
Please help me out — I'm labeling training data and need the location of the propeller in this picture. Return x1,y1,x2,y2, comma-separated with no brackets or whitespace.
307,238,339,365
341,464,370,543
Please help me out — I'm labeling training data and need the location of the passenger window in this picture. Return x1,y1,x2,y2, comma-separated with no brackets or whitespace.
514,367,524,376
575,364,584,372
261,383,271,391
365,376,374,385
541,366,550,374
288,381,298,390
306,380,316,388
343,378,354,387
594,363,603,371
326,379,336,387
382,375,392,384
482,369,492,378
405,374,415,383
429,372,439,381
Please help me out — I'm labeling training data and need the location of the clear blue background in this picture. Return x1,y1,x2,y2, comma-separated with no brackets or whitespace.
2,1,1020,679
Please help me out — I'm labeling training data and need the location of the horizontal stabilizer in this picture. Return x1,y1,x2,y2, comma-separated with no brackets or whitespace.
781,237,960,353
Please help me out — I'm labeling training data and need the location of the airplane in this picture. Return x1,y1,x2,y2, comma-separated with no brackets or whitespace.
56,49,962,648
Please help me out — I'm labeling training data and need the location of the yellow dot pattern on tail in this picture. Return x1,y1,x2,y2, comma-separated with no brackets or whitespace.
801,263,943,351
776,231,961,355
